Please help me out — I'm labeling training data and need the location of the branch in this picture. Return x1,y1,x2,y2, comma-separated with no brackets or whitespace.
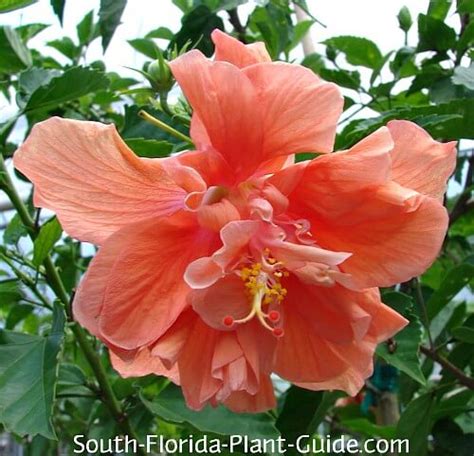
450,152,473,226
420,345,474,390
293,2,315,56
227,8,247,43
0,154,145,453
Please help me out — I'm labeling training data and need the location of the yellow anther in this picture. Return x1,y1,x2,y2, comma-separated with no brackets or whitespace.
235,260,289,336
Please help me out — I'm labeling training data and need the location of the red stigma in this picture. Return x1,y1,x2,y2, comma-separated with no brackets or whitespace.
223,316,234,327
268,310,280,322
273,327,284,337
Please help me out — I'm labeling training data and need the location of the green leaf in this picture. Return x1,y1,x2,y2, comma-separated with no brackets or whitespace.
125,138,173,158
451,326,474,343
203,0,248,11
319,68,361,90
4,213,27,245
390,46,417,79
0,26,32,73
337,99,474,149
427,0,452,20
50,0,65,24
376,292,426,385
171,5,224,57
172,0,191,12
449,211,474,237
341,418,396,439
57,363,93,398
0,0,37,13
433,390,474,420
141,384,279,440
24,66,109,113
323,36,383,69
396,393,435,456
18,68,60,99
427,263,474,320
301,52,325,74
0,303,65,439
33,217,62,267
145,26,174,40
398,6,412,33
77,10,96,46
128,38,159,59
458,0,474,13
417,14,456,52
47,37,81,61
249,4,292,59
286,19,313,52
98,0,127,51
6,304,34,330
452,64,474,91
275,387,344,454
0,280,22,306
276,387,323,452
16,23,49,41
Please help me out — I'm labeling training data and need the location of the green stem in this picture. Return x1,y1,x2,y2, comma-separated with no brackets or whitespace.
0,154,145,453
420,345,474,390
0,253,52,310
159,91,174,118
414,278,435,350
138,109,193,144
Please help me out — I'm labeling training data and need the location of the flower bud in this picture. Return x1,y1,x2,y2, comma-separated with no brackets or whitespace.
146,51,174,94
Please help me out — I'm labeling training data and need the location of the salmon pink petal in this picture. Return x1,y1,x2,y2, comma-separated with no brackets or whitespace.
274,308,350,383
356,288,408,342
282,277,373,345
277,128,449,288
169,50,265,179
224,374,276,413
196,198,241,232
73,211,219,350
243,62,343,156
295,337,376,397
212,29,271,67
110,347,180,384
176,148,235,187
177,318,223,410
236,319,278,379
151,308,195,369
295,343,374,397
13,117,186,245
185,220,260,289
387,120,457,201
189,115,211,151
275,286,384,394
308,184,448,288
191,275,250,330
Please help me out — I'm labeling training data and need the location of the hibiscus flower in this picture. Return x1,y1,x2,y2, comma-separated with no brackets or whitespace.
13,30,456,412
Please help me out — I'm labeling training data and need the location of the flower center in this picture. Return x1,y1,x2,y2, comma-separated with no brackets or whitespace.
222,250,288,337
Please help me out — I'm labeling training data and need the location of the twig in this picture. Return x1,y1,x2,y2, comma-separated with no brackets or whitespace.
449,152,473,226
414,278,435,349
138,110,193,144
227,8,247,43
420,345,474,390
293,2,315,55
0,253,52,310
